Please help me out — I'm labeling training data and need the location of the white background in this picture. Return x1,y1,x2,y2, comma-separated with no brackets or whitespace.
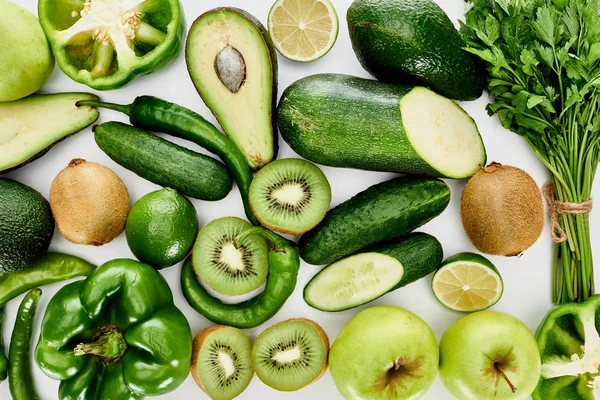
2,0,599,399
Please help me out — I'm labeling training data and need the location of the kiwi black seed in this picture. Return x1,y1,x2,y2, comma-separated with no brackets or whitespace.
251,318,329,392
191,326,254,400
192,216,268,296
249,159,331,234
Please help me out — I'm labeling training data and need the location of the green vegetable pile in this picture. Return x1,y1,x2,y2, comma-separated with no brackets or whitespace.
3,0,600,399
462,0,600,303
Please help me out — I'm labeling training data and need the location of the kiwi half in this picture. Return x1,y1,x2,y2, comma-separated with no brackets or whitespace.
251,318,329,392
193,217,268,296
249,159,331,234
191,326,254,400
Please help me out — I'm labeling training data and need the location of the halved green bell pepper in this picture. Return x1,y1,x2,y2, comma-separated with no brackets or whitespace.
38,0,184,90
535,294,600,399
34,259,192,399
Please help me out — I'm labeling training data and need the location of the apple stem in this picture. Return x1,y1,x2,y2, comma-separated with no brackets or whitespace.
494,363,517,393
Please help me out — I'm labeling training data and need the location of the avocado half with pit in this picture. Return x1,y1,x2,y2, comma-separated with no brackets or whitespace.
186,8,278,170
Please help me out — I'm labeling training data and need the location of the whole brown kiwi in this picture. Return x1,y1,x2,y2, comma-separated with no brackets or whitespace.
461,162,544,256
50,158,130,246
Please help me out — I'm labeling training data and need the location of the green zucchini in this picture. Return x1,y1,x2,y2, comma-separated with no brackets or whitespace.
278,74,486,179
304,233,443,311
95,122,233,201
298,177,450,265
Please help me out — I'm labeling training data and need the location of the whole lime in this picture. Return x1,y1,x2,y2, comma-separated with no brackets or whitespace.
0,0,54,101
126,188,199,269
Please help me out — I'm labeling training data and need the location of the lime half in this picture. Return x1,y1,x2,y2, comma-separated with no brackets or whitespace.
268,0,339,62
432,252,503,312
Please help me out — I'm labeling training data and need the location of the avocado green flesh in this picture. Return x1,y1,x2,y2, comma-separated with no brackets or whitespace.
0,93,99,172
0,179,55,273
347,0,485,101
186,8,277,169
278,74,486,179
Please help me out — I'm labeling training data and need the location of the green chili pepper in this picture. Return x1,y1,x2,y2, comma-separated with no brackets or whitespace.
0,306,8,382
182,227,299,328
9,289,41,400
35,259,192,400
77,96,258,225
0,253,96,308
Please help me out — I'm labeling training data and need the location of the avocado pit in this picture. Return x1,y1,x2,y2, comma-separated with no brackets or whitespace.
215,45,247,93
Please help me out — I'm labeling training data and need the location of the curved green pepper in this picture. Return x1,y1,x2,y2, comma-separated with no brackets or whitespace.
182,227,299,328
78,96,258,225
535,294,600,399
0,307,8,382
38,0,184,90
9,289,41,400
0,253,96,308
35,259,192,400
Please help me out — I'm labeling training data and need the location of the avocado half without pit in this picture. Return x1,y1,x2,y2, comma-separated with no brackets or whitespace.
37,0,184,90
186,7,278,170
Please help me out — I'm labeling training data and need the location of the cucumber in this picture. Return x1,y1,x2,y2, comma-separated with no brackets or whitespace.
298,176,450,265
95,122,233,201
304,233,443,312
278,74,486,179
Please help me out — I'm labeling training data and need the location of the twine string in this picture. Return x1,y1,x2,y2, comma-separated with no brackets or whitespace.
543,183,593,243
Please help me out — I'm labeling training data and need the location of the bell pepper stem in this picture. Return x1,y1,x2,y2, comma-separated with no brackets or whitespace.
495,363,517,393
74,325,127,366
235,227,290,251
76,100,132,117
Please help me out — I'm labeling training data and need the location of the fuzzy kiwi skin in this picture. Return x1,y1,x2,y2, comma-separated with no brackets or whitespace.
300,319,330,385
50,159,130,246
461,162,544,256
191,325,254,398
252,318,330,391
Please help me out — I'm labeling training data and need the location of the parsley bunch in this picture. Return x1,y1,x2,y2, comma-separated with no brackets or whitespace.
461,0,600,303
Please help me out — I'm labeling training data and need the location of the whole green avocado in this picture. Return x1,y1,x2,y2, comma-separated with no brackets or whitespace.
0,179,55,272
347,0,486,101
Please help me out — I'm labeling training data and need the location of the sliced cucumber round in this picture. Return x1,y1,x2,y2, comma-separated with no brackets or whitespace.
304,252,404,312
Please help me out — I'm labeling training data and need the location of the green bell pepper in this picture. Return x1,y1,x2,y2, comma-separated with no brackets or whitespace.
38,0,184,90
535,294,600,399
35,259,192,400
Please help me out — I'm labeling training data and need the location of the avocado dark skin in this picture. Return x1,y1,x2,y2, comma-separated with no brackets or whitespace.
0,179,55,272
347,0,486,101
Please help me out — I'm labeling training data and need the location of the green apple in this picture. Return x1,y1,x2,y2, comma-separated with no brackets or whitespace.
439,310,541,400
0,0,54,102
329,305,439,400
